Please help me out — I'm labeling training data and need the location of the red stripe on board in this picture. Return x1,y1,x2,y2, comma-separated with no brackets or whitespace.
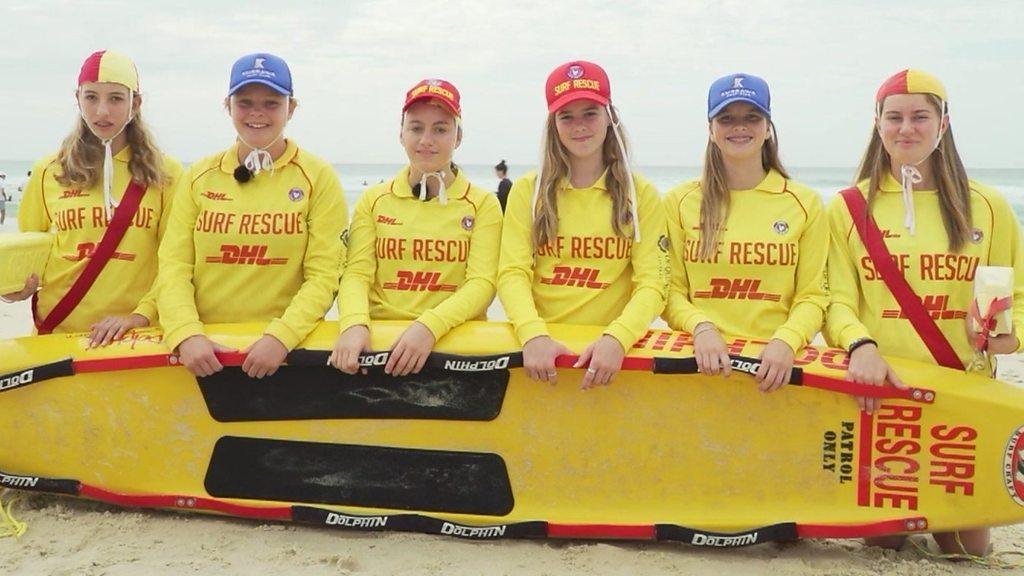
553,355,654,371
798,516,927,539
78,485,292,521
801,374,933,404
547,523,655,540
857,410,874,507
74,354,176,373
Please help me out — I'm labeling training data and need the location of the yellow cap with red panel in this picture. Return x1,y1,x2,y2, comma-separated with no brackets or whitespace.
875,69,946,104
77,50,140,92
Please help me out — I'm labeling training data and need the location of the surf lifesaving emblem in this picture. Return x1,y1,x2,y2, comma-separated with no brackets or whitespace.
461,216,475,230
773,220,789,235
1003,424,1024,506
288,188,304,202
567,65,585,79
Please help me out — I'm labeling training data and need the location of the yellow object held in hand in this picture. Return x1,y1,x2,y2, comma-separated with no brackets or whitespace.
0,232,52,295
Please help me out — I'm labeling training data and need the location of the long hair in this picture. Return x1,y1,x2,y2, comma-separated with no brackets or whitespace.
697,120,789,260
533,107,632,248
56,101,169,190
855,94,971,252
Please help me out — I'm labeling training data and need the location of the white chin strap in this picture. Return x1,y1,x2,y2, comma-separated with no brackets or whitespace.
419,170,448,205
885,101,947,238
238,131,284,177
899,164,922,235
897,113,946,237
82,92,134,223
606,104,640,242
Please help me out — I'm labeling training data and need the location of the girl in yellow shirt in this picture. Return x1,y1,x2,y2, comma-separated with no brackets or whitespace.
6,50,180,345
497,61,668,389
825,69,1024,557
663,73,829,392
158,53,346,379
330,79,502,377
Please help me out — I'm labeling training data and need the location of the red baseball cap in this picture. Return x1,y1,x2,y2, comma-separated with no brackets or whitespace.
403,78,461,118
545,61,610,112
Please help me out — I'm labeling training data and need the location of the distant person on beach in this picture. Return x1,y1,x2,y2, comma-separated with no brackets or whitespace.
158,53,346,378
497,61,668,389
495,159,512,211
330,79,502,376
662,73,828,392
825,69,1024,557
0,172,7,225
3,50,181,344
18,171,30,194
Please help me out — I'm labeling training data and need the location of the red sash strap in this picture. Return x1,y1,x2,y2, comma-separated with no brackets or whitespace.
839,187,964,370
34,181,148,334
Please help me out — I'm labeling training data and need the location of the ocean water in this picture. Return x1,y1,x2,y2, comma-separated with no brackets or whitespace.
2,159,1022,225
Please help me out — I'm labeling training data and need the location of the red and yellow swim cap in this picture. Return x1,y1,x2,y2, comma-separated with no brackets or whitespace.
77,50,139,92
875,69,946,103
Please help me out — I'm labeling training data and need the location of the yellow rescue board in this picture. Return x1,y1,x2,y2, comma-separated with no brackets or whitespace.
0,231,52,294
0,321,1022,545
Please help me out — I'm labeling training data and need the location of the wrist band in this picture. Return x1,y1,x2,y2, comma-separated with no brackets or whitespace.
847,338,878,355
692,324,717,338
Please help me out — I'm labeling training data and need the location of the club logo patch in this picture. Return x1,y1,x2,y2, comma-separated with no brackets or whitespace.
658,234,670,252
461,216,475,231
972,228,984,244
772,220,789,235
567,65,585,79
288,188,304,202
1004,425,1024,506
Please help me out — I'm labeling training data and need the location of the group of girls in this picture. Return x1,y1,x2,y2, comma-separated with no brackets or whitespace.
4,50,1023,556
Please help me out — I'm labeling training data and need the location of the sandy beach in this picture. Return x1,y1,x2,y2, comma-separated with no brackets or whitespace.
2,293,1024,575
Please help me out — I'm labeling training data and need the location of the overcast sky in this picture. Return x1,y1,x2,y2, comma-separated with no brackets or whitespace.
1,1,1020,168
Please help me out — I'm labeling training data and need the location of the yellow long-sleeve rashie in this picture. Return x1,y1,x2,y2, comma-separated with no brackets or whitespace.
825,174,1024,366
158,140,347,351
18,149,182,333
662,169,829,352
337,167,502,339
497,172,669,349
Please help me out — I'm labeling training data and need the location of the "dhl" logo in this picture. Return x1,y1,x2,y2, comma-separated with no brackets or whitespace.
59,189,89,199
693,278,781,301
202,191,232,201
383,270,456,292
539,266,610,289
882,295,966,320
377,215,402,225
62,242,135,262
205,244,288,266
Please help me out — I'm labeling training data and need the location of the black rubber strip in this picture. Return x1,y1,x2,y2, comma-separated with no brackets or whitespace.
291,506,546,539
198,365,508,422
656,522,798,546
653,355,804,385
205,436,515,516
286,349,525,372
0,469,80,495
0,358,74,393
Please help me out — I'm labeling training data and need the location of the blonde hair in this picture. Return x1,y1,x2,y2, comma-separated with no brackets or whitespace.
697,120,789,260
855,94,971,252
55,101,169,190
533,107,632,248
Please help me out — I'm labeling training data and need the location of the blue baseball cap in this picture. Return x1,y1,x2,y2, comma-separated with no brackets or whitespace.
707,73,770,119
228,53,293,96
